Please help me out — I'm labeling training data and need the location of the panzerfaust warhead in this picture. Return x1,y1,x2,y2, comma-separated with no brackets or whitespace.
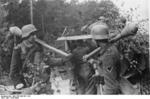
109,23,138,43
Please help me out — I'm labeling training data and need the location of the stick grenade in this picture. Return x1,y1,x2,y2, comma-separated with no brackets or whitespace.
34,38,69,57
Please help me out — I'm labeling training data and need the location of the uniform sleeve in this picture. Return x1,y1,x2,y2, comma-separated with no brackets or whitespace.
45,57,64,66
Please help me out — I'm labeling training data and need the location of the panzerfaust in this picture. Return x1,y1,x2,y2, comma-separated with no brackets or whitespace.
57,35,92,41
35,38,69,57
57,34,92,51
83,23,138,60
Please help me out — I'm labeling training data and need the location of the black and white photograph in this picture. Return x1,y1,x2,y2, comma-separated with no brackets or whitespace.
0,0,149,95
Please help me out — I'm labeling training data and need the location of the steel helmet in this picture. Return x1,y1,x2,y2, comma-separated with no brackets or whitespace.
21,24,37,38
9,26,22,36
90,23,109,40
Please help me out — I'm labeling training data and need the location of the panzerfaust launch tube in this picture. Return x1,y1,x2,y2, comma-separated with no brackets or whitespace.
35,38,69,57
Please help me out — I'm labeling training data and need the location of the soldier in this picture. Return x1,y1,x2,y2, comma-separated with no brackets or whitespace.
9,24,42,90
89,16,140,94
59,37,105,94
43,40,84,94
1,26,22,72
89,20,122,94
56,17,109,94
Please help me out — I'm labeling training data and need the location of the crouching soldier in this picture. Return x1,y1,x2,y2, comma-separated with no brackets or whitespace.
9,24,42,90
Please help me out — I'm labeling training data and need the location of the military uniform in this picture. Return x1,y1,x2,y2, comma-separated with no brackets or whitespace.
97,45,121,94
87,16,121,94
68,42,99,94
9,24,43,89
9,43,42,88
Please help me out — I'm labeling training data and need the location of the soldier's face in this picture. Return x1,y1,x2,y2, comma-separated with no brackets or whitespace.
21,35,35,56
27,35,35,43
23,35,35,48
96,39,108,47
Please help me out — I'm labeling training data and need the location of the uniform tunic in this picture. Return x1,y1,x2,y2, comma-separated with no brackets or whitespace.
69,45,97,94
97,45,121,94
9,44,42,87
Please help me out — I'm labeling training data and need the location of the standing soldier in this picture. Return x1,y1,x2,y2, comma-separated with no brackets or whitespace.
9,24,42,90
80,17,121,94
88,16,139,94
55,16,110,94
90,22,121,94
1,26,22,73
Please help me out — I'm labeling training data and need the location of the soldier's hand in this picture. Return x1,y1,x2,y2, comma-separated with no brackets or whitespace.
88,59,95,64
83,55,89,62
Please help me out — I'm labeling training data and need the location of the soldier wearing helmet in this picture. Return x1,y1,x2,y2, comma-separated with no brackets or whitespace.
9,24,43,90
68,17,110,94
89,18,140,94
89,21,122,94
63,18,109,94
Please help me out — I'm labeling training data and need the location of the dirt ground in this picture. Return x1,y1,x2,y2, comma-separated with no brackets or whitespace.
0,70,150,95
